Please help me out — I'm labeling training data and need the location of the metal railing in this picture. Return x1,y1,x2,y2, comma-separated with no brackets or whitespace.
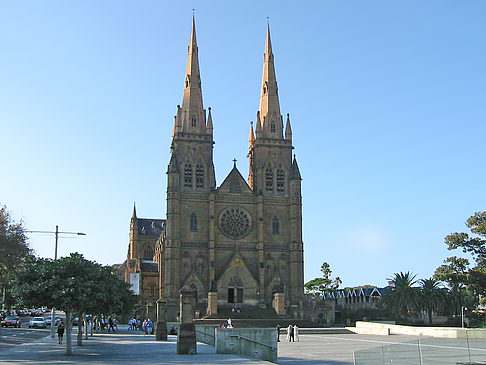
229,334,277,351
353,332,486,365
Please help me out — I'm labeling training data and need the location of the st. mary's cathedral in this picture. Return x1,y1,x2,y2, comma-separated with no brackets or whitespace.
121,17,304,320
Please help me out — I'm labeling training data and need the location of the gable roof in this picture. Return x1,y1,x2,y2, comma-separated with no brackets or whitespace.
217,164,253,194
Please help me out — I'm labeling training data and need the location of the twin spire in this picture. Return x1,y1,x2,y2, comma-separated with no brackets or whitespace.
173,18,292,143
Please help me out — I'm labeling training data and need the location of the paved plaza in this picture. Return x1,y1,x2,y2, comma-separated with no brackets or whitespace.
1,327,485,364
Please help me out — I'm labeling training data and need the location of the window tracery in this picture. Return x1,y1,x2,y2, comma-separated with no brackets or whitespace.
196,164,204,188
184,163,192,187
265,168,273,191
218,207,251,239
277,168,284,192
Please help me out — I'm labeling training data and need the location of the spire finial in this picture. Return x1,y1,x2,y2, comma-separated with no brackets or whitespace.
233,158,237,168
132,202,137,218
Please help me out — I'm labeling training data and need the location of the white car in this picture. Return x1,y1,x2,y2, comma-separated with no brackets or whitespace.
29,317,46,328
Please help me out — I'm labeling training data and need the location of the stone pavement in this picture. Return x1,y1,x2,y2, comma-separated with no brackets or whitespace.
0,326,432,364
0,327,269,364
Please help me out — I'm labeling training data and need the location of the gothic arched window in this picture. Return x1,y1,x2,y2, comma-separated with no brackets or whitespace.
271,122,276,133
272,216,279,235
277,168,285,192
143,245,154,260
196,164,204,188
184,163,192,187
190,212,197,232
191,115,197,127
265,168,273,191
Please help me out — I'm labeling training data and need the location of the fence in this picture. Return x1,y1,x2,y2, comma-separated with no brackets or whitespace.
354,333,486,364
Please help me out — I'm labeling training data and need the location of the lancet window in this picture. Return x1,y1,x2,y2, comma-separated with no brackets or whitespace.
272,216,280,235
277,168,284,192
190,212,197,232
265,168,273,191
184,163,192,187
196,164,204,188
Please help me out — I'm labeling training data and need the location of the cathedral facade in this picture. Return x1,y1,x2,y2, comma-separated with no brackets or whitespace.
124,18,304,320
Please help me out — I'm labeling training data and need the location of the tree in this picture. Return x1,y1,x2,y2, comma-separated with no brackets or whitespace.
304,262,342,297
13,253,136,355
0,205,32,309
435,211,486,309
418,278,445,325
381,272,419,319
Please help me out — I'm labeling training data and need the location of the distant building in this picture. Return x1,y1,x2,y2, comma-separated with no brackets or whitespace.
121,18,304,320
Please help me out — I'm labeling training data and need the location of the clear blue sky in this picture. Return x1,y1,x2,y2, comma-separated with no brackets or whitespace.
1,1,485,288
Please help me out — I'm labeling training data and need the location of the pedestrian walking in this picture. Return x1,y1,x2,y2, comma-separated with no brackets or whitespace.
57,319,65,345
108,316,115,332
146,318,153,334
276,324,281,342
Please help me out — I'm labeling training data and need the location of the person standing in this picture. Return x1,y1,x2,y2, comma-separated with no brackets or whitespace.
293,325,299,342
288,324,294,342
276,324,281,342
57,319,65,345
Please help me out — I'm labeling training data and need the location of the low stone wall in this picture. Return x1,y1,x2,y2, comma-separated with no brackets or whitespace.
195,325,217,346
215,327,278,363
349,321,486,338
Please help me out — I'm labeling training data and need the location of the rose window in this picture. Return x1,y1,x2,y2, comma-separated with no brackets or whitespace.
218,207,251,239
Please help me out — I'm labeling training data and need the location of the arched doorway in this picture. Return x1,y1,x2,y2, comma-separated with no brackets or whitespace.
227,275,243,304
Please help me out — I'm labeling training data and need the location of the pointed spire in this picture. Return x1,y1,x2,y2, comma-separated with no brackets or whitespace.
178,15,205,134
290,154,302,180
132,202,137,219
258,24,282,139
167,153,179,173
256,111,262,138
206,106,213,133
285,113,292,141
172,116,177,139
249,121,255,145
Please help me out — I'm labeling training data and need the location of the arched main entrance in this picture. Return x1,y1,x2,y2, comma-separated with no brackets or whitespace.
227,275,243,304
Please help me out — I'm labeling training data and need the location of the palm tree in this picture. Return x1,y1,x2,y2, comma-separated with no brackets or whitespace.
382,272,419,319
419,278,444,325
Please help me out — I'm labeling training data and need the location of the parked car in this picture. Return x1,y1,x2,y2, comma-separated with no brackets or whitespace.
45,316,60,326
29,317,46,328
1,316,21,328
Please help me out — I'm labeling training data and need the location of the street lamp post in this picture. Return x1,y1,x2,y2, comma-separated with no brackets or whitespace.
26,226,86,338
461,306,467,328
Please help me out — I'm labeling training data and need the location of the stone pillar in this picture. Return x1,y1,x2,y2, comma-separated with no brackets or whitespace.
156,299,167,341
177,286,196,355
274,293,285,315
207,292,218,316
146,303,156,322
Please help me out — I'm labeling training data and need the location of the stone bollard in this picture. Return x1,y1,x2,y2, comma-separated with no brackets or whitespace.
156,299,167,341
274,293,285,315
177,286,196,354
207,292,218,316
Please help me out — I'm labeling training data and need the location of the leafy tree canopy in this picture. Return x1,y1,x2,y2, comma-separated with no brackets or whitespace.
435,211,486,301
0,205,32,286
304,262,342,296
13,253,136,316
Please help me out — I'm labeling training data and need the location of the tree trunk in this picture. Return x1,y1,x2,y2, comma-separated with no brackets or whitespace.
65,309,72,355
428,308,433,325
84,317,88,339
77,313,83,346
